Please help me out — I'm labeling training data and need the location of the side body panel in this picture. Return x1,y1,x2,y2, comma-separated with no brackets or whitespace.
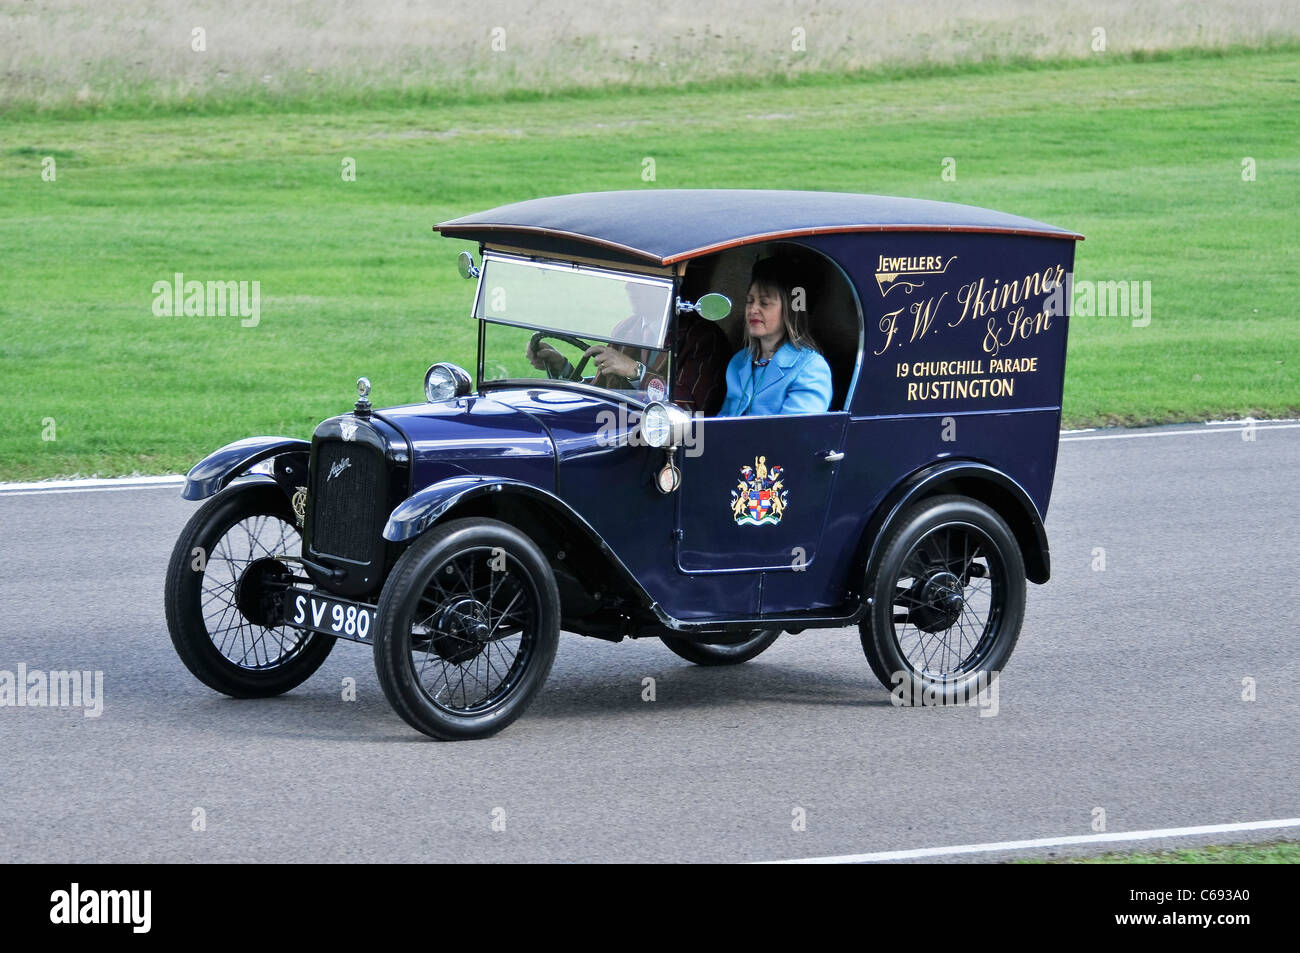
816,229,1075,518
749,231,1075,615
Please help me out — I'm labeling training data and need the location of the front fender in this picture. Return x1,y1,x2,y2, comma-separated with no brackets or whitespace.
382,475,660,618
384,476,553,542
182,436,311,501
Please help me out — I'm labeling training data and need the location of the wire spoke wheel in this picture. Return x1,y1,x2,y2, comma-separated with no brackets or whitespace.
860,495,1025,703
374,518,560,740
891,524,1001,678
408,547,537,714
201,512,309,670
165,483,335,698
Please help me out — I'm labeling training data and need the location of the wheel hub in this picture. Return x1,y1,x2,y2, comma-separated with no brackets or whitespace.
430,597,490,664
910,570,965,633
235,558,295,627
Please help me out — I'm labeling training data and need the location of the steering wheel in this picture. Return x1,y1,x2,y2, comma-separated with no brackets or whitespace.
529,331,594,382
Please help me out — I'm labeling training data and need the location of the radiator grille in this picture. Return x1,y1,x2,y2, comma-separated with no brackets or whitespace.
310,442,385,561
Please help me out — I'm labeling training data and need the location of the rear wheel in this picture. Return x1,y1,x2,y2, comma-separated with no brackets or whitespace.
164,482,334,697
373,518,560,740
859,495,1025,704
660,629,781,666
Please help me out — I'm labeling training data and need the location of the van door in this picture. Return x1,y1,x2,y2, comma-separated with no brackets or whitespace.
674,412,848,574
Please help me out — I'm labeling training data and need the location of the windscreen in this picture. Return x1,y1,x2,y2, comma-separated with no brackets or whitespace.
474,253,673,349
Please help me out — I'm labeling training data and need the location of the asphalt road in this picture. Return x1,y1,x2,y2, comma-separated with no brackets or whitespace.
1,421,1296,863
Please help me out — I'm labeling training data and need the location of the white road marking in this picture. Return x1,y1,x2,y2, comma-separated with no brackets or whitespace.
0,484,187,498
763,817,1300,864
0,475,185,496
1061,423,1300,442
1203,416,1298,425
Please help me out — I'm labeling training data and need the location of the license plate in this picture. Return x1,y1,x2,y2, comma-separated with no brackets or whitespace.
285,588,376,644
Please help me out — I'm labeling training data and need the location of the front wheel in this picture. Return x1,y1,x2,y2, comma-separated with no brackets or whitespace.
164,482,335,698
373,518,560,740
660,629,781,666
859,495,1025,704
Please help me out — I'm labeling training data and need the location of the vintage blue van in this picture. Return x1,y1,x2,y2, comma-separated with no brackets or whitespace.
164,190,1083,740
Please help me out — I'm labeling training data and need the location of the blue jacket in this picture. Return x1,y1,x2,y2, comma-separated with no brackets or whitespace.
717,341,833,416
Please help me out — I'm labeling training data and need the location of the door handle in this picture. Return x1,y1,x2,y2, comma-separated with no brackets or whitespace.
821,450,845,463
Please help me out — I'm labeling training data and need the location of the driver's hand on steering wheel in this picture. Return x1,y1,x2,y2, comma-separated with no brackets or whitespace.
526,338,567,374
584,345,639,382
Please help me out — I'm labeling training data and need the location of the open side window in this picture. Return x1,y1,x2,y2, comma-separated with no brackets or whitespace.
677,242,863,413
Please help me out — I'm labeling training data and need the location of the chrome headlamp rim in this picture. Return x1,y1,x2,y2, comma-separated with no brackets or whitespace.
424,362,473,403
640,400,690,449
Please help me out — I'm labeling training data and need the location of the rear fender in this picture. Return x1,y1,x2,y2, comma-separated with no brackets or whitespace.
856,461,1050,590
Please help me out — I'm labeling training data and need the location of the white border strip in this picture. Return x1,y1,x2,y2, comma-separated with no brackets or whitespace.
763,817,1300,864
1061,423,1300,442
0,475,185,496
1205,416,1298,425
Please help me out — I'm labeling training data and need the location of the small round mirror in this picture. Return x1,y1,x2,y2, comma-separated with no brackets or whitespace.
457,251,479,280
697,293,732,321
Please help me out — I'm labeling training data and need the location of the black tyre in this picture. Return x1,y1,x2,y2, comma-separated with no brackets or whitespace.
660,629,781,666
373,518,560,740
859,495,1025,704
164,482,334,698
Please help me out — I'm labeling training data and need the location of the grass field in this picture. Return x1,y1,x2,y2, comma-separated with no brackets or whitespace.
1,47,1298,480
4,0,1297,116
1029,840,1300,863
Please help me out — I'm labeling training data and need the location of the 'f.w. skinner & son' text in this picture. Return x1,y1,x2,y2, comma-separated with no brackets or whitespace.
874,263,1065,357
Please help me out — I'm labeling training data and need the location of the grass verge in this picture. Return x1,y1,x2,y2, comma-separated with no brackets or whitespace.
1024,840,1300,863
1,49,1296,479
